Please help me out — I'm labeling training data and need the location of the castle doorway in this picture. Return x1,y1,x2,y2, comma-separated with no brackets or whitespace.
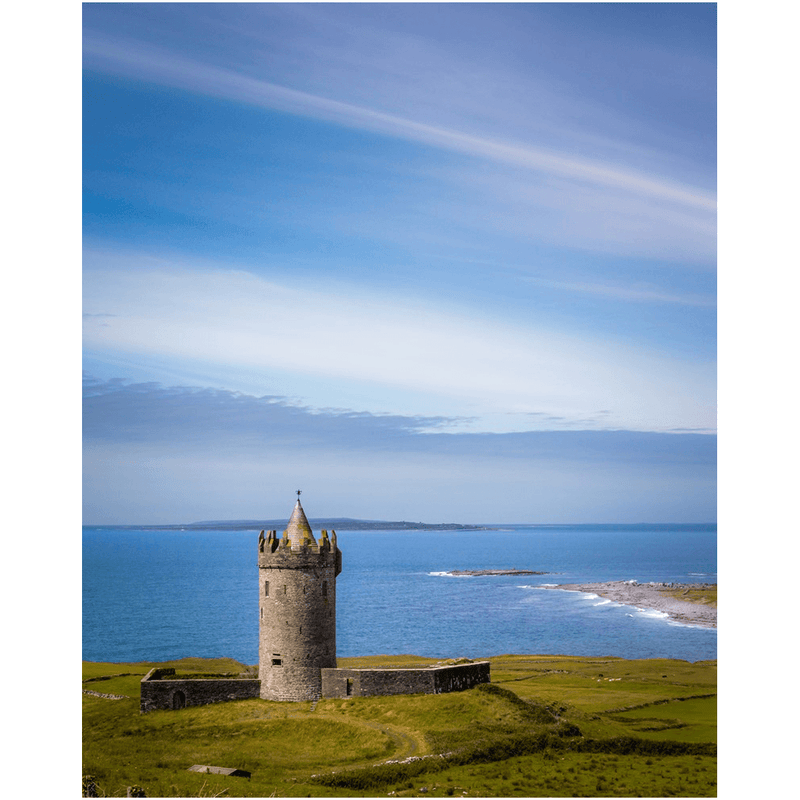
172,690,186,710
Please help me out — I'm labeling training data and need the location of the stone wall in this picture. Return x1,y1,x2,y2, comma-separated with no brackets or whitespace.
139,669,261,713
320,661,490,699
140,662,490,710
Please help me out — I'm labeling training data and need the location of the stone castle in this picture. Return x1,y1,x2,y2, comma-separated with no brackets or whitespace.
141,497,489,712
257,497,342,701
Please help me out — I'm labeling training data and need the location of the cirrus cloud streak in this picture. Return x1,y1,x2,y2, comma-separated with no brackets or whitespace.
83,33,715,216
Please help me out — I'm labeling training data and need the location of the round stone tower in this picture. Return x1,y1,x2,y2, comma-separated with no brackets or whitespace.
257,496,342,701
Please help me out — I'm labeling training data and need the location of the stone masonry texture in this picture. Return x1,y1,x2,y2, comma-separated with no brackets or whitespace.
320,661,491,698
139,669,260,713
257,500,342,701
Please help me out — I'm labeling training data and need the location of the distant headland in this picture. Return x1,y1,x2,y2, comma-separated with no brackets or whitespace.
98,518,495,532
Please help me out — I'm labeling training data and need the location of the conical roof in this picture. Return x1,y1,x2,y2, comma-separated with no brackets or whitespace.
283,498,317,549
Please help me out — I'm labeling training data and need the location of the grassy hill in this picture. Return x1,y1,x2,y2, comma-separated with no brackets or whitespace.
82,654,716,797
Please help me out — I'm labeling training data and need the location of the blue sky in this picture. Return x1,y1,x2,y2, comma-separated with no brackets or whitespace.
82,3,717,525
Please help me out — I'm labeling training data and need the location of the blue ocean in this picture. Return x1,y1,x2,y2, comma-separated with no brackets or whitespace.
82,524,716,664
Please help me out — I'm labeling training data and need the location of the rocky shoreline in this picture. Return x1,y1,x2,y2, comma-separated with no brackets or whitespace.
550,580,717,629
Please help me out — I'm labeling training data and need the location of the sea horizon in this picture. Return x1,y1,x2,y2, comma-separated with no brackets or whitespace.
83,520,717,530
83,523,716,665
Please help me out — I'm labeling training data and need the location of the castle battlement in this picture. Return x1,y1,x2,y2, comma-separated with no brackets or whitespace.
258,527,341,572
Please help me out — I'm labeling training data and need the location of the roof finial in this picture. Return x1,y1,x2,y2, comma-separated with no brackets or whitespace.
296,489,302,501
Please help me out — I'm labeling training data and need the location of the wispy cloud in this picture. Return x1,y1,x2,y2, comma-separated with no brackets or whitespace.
83,33,715,215
83,375,716,462
82,376,716,524
83,250,716,434
522,277,716,307
81,5,716,524
416,161,716,264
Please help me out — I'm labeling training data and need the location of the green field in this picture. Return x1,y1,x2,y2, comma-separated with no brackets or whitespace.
83,654,716,797
657,585,717,607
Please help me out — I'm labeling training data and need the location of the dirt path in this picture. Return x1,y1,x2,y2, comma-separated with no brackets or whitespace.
297,708,424,767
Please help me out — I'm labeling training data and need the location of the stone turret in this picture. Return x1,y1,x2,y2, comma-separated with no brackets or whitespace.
257,497,342,701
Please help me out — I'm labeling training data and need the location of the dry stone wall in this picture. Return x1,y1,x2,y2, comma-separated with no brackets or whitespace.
320,661,490,699
141,662,491,711
139,669,260,713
